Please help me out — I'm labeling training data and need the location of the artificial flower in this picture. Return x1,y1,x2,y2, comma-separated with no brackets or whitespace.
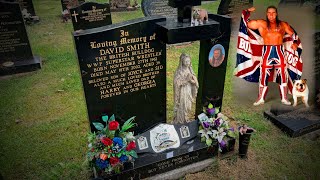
199,129,213,140
119,155,129,163
96,158,109,169
206,108,215,116
214,118,222,127
101,137,113,146
88,115,138,173
219,140,226,148
239,125,256,135
125,132,135,141
109,157,120,166
109,121,119,130
126,141,136,151
211,127,227,143
100,153,108,161
202,121,210,128
113,137,124,148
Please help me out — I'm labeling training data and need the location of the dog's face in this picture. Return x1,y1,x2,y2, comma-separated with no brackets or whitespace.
294,79,308,92
193,9,200,18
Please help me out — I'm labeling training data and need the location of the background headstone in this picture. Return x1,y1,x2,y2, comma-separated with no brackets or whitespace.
141,0,177,19
5,0,39,23
74,17,167,134
70,2,112,31
61,0,84,12
0,1,41,75
110,0,138,12
61,0,85,21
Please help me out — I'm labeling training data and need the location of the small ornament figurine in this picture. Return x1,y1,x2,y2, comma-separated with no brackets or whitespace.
191,8,208,26
173,53,199,124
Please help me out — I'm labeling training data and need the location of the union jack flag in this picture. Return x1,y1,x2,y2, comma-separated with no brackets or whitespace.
234,10,303,93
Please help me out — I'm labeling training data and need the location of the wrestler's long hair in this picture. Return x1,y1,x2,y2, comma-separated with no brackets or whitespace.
266,5,281,29
213,47,223,61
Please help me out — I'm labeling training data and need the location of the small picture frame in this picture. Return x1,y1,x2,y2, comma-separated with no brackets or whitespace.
180,125,190,139
137,136,148,150
208,44,226,67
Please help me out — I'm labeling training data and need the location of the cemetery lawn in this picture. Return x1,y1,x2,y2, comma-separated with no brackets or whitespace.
0,0,319,179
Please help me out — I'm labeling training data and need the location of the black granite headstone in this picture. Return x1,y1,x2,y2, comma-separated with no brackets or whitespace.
74,1,232,177
195,14,231,115
264,108,320,137
5,0,39,23
109,0,138,12
70,2,112,31
61,0,84,12
141,0,177,19
74,17,167,134
0,1,41,75
61,0,84,21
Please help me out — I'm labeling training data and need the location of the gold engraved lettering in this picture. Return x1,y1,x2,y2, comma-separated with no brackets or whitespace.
86,32,164,99
90,40,117,49
126,42,150,51
100,47,124,55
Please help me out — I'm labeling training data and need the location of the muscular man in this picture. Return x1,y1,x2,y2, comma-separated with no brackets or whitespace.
209,48,225,67
247,6,299,106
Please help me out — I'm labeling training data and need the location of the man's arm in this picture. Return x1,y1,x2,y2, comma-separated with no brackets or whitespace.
246,7,263,30
283,22,299,50
283,22,294,36
247,20,263,30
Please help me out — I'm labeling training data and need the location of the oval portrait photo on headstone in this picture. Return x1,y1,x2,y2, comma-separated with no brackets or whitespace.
208,44,225,67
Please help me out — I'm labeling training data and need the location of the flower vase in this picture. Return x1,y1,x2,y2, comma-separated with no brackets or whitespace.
207,141,219,156
221,137,236,154
238,130,254,158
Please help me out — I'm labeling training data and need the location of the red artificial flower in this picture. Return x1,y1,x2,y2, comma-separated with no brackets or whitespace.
108,121,119,130
109,157,120,166
101,137,112,146
126,141,136,151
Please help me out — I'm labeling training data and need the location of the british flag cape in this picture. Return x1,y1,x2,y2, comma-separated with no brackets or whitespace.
234,10,303,93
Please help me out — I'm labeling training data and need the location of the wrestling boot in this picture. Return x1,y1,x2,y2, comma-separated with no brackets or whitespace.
253,85,268,106
279,83,291,105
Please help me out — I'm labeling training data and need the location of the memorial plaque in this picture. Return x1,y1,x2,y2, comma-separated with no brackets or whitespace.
74,17,167,134
70,2,112,31
0,1,41,75
265,108,320,137
141,0,177,19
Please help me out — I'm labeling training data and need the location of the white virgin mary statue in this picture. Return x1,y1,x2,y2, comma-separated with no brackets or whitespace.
173,53,199,124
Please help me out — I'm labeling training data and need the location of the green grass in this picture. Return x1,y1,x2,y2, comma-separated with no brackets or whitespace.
1,0,320,179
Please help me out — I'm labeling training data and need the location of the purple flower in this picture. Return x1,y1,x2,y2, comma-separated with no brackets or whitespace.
202,122,210,128
219,140,226,148
206,108,215,116
229,127,234,132
96,158,109,169
214,118,221,127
